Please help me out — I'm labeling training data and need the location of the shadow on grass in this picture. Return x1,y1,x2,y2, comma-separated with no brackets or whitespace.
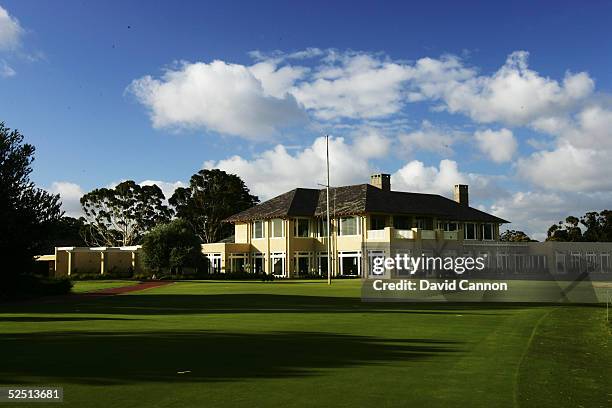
1,330,461,385
0,316,138,322
0,294,524,316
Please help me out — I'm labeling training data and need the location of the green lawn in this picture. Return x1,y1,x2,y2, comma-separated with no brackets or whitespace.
0,280,610,408
71,280,137,293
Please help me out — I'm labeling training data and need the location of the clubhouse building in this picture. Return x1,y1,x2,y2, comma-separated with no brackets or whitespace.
43,174,612,279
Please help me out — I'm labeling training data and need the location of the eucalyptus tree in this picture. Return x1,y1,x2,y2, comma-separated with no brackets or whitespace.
80,180,172,246
170,169,259,243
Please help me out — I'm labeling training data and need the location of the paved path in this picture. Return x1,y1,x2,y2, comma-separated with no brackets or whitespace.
82,281,173,296
2,281,174,306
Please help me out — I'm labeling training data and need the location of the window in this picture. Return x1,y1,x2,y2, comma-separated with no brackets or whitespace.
252,220,264,239
271,252,286,277
393,216,411,230
438,221,457,231
496,252,508,271
206,253,222,274
586,251,596,272
478,252,490,268
317,252,329,276
570,251,581,272
515,254,525,272
294,218,310,237
368,250,386,277
415,217,433,230
229,254,248,273
482,223,494,240
339,251,361,276
555,253,565,273
370,215,387,230
464,223,477,240
339,216,360,236
294,252,311,276
271,218,284,238
317,218,329,237
602,253,610,272
252,253,265,273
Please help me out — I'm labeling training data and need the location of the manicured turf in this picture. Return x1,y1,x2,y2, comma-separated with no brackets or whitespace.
0,280,610,408
71,280,137,293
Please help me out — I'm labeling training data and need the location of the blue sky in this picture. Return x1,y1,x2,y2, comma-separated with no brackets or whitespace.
1,1,612,239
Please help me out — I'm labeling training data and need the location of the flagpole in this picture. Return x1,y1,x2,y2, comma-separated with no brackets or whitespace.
326,135,332,285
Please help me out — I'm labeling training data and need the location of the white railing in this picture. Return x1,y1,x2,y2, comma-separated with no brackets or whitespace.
421,230,436,240
394,229,415,239
443,231,458,240
367,229,385,240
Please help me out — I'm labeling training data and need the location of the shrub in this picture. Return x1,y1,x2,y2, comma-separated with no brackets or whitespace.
141,219,203,275
0,275,72,299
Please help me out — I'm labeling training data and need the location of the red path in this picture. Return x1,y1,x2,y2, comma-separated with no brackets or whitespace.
83,281,173,296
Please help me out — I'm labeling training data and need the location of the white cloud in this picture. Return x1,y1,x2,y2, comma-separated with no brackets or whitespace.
0,6,23,51
204,136,374,199
392,159,467,196
352,128,392,159
474,128,517,163
517,143,612,192
392,159,507,203
127,60,307,140
411,51,594,126
0,59,15,77
398,121,465,156
518,105,612,192
490,190,612,241
291,53,413,120
49,181,85,218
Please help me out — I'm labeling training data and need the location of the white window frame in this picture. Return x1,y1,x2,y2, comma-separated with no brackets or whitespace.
294,218,311,238
252,252,265,274
339,216,361,236
271,252,286,277
293,251,312,275
317,218,329,237
270,218,285,238
555,252,566,274
481,223,494,241
367,250,386,277
338,251,361,276
601,252,610,272
317,252,329,276
252,220,264,239
570,251,581,271
586,251,596,272
206,253,222,274
229,253,248,273
464,223,477,240
438,221,458,231
496,252,508,271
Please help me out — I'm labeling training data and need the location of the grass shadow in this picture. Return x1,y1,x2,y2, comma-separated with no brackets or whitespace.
0,294,523,316
1,330,461,385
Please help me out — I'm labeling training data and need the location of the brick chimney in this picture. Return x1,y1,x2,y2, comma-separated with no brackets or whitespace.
370,174,391,191
454,184,469,206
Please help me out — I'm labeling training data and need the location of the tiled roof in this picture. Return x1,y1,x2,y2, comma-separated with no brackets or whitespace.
224,184,509,223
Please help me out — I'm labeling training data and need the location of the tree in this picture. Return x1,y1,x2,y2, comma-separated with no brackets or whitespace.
545,211,612,242
80,180,173,246
141,219,203,275
38,216,88,254
0,123,63,278
499,230,536,242
580,210,612,242
170,169,259,243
